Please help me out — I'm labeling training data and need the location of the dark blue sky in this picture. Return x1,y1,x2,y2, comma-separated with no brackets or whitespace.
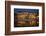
14,8,39,13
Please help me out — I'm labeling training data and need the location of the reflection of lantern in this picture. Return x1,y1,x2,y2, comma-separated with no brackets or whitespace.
29,21,32,26
29,13,32,19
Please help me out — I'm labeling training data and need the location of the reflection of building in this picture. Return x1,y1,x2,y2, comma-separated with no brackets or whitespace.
14,12,39,27
17,21,25,26
16,12,28,20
